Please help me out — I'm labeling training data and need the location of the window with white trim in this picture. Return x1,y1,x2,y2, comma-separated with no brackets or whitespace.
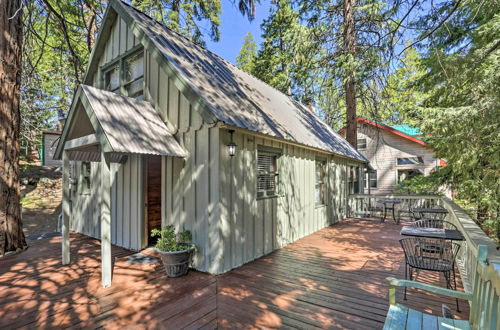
124,52,144,99
257,151,279,198
365,170,377,188
81,162,91,195
357,138,367,150
348,166,360,194
315,160,326,205
102,49,144,100
396,156,424,165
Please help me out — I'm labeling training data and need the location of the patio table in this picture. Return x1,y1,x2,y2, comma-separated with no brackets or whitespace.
377,199,401,224
412,207,449,220
400,226,464,241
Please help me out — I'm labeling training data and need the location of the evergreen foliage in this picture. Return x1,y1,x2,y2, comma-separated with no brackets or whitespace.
236,32,258,73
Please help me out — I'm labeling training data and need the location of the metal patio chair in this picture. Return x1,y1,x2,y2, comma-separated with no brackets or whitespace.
412,219,458,230
399,237,461,311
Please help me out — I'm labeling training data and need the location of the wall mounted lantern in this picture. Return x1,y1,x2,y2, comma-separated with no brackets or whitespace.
228,130,237,157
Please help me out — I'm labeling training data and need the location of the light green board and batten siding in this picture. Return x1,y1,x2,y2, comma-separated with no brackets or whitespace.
70,11,366,274
216,129,357,273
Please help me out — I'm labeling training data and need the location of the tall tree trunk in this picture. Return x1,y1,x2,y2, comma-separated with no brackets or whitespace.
0,0,27,255
343,0,357,148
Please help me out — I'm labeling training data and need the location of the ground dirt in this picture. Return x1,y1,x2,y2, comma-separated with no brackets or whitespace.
20,164,62,236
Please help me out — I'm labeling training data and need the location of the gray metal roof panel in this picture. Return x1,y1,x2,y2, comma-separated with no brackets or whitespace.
81,85,187,157
120,2,366,162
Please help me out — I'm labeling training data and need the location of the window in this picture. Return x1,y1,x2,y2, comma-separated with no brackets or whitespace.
397,156,424,165
104,65,120,92
365,170,377,188
102,49,144,99
257,151,279,198
397,169,424,183
348,166,360,194
357,138,367,150
81,162,91,195
315,161,326,205
124,52,144,99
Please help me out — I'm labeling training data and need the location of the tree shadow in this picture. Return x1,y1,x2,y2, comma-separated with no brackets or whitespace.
216,218,470,329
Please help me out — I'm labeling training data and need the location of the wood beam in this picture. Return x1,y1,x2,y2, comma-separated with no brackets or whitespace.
64,134,99,150
101,151,113,287
62,151,71,265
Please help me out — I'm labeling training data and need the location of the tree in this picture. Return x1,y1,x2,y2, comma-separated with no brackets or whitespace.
343,0,357,147
294,0,414,132
252,0,317,102
380,46,428,125
412,0,500,239
236,32,258,73
0,0,27,255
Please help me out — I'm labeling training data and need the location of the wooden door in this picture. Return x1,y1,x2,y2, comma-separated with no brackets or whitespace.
146,155,162,245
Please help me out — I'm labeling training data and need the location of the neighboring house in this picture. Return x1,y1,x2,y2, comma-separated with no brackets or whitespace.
42,130,62,167
340,117,445,195
54,0,368,286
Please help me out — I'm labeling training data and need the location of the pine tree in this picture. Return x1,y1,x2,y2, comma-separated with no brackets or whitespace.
0,0,27,255
236,33,258,73
252,0,317,102
413,0,500,237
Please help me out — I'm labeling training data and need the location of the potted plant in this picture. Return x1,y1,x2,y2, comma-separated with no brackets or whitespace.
151,225,195,278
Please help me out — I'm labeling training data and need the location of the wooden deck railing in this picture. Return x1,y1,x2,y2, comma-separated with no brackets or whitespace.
348,194,500,295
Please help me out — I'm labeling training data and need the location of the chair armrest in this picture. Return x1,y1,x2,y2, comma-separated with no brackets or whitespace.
386,277,472,305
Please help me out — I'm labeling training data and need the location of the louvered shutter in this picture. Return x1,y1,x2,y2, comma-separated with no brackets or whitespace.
257,152,277,196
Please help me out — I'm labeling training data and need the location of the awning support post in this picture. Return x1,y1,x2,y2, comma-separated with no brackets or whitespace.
62,151,71,265
101,151,112,288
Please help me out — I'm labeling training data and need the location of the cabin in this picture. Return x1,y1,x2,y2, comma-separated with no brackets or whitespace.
54,0,368,287
339,117,446,195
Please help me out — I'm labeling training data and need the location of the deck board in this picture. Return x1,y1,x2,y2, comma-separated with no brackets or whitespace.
0,218,469,329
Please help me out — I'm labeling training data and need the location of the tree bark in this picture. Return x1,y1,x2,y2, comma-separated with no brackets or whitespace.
0,0,27,255
343,0,357,148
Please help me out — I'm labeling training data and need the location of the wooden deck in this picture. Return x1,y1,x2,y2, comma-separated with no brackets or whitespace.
0,218,469,329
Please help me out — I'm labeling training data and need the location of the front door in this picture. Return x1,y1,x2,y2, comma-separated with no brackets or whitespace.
146,155,162,245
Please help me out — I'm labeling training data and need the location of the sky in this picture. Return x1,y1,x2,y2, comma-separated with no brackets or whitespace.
204,1,272,65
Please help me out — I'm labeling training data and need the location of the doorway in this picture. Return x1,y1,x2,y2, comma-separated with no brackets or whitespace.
146,155,162,245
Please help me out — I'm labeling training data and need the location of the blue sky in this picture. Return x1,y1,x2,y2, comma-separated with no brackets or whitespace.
204,1,272,64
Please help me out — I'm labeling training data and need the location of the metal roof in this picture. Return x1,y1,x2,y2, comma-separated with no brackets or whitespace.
81,85,187,157
119,1,366,162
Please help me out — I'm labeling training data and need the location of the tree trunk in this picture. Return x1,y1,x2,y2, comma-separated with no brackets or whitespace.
343,0,357,148
0,0,27,255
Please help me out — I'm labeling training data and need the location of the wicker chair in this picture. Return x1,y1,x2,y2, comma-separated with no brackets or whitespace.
399,237,461,311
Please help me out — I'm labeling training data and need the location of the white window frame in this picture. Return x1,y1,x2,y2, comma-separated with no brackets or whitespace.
315,160,327,206
256,147,281,199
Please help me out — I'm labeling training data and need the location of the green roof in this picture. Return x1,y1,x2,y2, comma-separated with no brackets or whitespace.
391,124,421,137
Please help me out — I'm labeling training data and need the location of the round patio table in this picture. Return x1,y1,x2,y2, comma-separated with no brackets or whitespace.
377,199,401,224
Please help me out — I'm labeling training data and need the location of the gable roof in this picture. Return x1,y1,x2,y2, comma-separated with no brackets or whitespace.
102,0,366,162
339,117,427,146
54,85,187,159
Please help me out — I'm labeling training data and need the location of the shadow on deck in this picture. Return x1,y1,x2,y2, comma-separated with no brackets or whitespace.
0,218,469,329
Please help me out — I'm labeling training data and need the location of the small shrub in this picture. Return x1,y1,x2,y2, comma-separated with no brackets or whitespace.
151,225,192,252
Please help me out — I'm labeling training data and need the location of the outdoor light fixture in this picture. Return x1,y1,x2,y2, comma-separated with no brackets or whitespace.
228,130,237,157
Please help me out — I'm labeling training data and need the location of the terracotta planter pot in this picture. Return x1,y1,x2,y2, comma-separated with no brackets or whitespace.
155,243,195,277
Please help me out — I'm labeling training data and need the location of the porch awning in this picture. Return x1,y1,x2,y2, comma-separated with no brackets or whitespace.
80,85,187,157
55,84,188,160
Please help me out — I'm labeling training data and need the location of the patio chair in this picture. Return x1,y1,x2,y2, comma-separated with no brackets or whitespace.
384,245,498,330
368,206,383,219
399,237,461,311
397,201,415,221
412,219,458,230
